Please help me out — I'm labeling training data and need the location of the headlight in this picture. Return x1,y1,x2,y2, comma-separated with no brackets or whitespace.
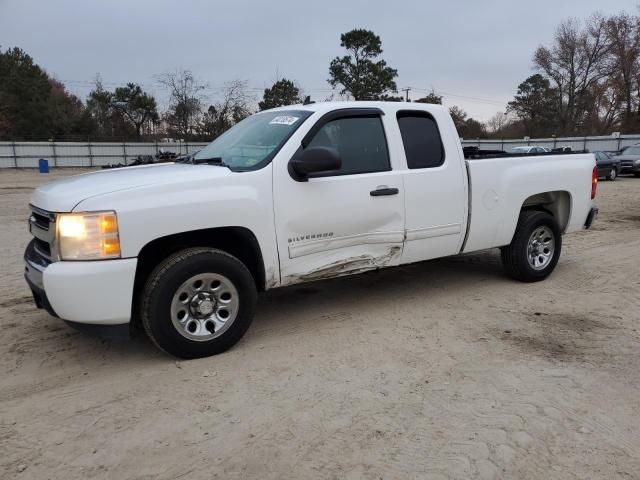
57,211,121,260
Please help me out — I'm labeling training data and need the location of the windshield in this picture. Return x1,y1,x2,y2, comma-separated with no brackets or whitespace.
193,110,312,170
623,146,640,155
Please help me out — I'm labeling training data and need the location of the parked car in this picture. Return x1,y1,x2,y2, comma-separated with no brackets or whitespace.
510,146,550,154
552,146,572,153
594,151,621,180
24,102,598,358
613,145,640,176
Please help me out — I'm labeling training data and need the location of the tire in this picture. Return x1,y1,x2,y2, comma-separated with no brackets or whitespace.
500,210,562,283
141,248,257,359
608,168,617,181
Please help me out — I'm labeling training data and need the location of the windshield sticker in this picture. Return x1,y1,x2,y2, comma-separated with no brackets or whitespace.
269,115,300,126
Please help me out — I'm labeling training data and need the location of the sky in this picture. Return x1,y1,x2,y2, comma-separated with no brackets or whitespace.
0,0,635,121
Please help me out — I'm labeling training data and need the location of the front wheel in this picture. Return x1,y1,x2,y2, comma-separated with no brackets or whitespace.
141,248,257,358
501,210,562,282
608,168,617,181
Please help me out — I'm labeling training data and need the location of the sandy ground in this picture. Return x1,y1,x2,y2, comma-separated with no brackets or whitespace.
1,168,639,480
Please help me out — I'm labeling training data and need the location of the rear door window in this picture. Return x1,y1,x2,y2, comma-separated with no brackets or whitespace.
397,111,445,169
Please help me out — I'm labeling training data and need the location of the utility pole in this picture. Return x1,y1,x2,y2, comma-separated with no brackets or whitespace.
401,87,411,102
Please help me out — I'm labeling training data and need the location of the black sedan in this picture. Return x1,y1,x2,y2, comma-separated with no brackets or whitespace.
612,145,640,177
594,151,621,181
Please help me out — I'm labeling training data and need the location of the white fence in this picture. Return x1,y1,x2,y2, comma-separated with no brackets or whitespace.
1,135,640,168
0,141,208,168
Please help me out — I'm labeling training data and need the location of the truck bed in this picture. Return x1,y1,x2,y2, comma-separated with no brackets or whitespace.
462,152,596,253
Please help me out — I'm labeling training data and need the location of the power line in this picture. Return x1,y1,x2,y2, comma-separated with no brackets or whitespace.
440,92,507,107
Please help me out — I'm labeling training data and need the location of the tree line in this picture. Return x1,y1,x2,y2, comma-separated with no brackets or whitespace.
1,8,639,142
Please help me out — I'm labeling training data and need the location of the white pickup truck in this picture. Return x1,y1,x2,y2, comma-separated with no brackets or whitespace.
24,102,599,358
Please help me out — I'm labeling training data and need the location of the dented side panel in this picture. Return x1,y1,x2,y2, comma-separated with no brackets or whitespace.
281,245,403,286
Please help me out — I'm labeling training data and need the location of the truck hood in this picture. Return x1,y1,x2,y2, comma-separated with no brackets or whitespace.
31,163,232,212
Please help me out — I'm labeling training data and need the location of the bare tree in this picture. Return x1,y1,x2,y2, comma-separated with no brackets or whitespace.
199,80,253,139
486,111,513,134
584,78,621,132
605,12,640,127
157,70,207,139
534,15,610,134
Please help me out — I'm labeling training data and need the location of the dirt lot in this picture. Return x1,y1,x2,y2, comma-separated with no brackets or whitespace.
1,168,639,479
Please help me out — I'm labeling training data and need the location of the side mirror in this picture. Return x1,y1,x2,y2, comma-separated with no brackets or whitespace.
289,146,342,181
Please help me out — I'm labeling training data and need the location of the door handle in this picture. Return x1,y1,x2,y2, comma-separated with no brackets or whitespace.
370,186,399,197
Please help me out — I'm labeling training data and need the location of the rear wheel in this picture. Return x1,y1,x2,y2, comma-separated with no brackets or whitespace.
608,168,617,181
141,248,257,358
501,210,562,282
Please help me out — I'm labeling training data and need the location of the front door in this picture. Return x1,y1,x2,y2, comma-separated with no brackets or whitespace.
273,109,405,286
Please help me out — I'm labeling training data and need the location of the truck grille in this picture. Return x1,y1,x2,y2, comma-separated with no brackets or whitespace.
29,206,57,262
33,238,51,257
31,210,51,230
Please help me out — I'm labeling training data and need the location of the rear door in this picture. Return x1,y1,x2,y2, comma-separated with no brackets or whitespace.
273,108,405,285
396,109,468,264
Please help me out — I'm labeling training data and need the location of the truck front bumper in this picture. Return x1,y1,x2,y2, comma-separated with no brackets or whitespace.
24,240,137,326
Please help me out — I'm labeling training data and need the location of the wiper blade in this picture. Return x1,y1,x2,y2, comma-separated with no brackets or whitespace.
192,156,228,166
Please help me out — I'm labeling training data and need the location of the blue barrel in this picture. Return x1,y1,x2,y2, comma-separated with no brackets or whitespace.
38,158,49,173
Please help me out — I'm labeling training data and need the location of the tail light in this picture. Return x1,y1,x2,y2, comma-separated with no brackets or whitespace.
591,165,598,199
